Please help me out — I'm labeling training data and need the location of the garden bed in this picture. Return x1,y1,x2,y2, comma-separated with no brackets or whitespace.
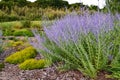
0,47,115,80
0,12,120,80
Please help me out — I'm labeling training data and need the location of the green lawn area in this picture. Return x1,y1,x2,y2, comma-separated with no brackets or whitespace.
0,20,53,36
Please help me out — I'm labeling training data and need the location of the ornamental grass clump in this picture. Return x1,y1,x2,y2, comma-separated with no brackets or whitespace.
13,29,33,37
31,12,120,78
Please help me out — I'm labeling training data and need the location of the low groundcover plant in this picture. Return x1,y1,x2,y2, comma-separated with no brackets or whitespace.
19,59,46,70
5,46,37,64
30,12,120,78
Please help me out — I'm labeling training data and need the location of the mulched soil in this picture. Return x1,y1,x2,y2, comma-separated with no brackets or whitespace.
0,46,116,80
0,63,87,80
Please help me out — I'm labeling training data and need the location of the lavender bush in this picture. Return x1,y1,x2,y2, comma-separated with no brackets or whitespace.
30,12,120,78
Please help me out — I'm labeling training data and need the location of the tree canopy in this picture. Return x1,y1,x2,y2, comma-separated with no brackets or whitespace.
0,0,69,8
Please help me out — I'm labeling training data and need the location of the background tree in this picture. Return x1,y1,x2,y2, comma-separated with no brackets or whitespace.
105,0,120,13
50,0,69,8
1,0,29,7
16,0,29,7
35,0,68,8
0,1,15,12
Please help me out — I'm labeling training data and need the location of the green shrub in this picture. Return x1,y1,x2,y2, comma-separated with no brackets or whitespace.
7,14,20,21
13,22,23,29
31,21,42,29
44,9,66,20
3,29,13,36
5,46,37,64
13,29,33,37
19,59,45,70
1,22,14,36
21,20,31,28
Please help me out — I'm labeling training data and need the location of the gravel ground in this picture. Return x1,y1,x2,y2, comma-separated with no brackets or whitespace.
0,48,87,80
0,63,87,80
0,46,116,80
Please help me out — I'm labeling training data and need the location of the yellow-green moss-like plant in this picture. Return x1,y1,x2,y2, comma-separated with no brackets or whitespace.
5,46,37,64
19,59,45,70
12,41,23,47
9,40,24,47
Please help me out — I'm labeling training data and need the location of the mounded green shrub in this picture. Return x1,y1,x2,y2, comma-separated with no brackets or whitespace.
5,46,37,64
19,59,45,70
13,29,33,37
21,20,31,28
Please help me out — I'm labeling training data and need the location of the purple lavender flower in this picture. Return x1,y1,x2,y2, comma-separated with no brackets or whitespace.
43,12,114,45
115,13,120,21
30,12,118,54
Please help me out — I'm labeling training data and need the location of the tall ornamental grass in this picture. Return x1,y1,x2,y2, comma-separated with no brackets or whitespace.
30,12,120,78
